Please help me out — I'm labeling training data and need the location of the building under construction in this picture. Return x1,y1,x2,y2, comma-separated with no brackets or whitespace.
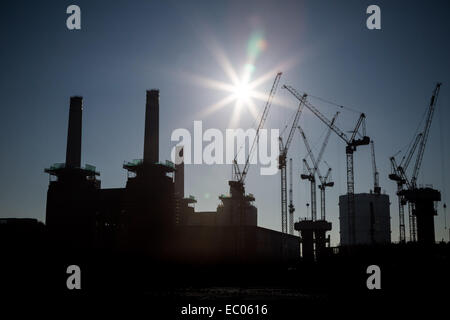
44,90,299,264
339,193,391,245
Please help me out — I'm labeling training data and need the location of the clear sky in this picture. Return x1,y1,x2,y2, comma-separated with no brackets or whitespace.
1,0,449,245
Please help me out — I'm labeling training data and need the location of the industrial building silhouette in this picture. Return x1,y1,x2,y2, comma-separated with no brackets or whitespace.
43,90,299,263
1,88,442,263
1,88,449,307
1,87,443,258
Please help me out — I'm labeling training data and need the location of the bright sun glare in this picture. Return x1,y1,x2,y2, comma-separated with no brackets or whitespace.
232,81,251,104
183,31,298,128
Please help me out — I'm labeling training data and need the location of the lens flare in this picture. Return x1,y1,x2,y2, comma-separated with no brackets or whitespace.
233,80,251,103
181,32,299,127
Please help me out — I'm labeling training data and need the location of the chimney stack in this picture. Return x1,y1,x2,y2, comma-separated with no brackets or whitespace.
65,96,83,168
174,146,184,198
144,90,159,164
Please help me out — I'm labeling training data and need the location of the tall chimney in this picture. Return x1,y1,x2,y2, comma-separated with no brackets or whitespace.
144,90,159,164
65,96,83,168
174,146,184,198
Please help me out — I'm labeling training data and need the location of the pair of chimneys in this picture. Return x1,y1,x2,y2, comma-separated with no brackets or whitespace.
65,90,160,168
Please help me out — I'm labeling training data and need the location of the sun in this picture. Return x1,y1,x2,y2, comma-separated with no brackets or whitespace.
180,34,298,127
186,63,272,127
232,80,251,104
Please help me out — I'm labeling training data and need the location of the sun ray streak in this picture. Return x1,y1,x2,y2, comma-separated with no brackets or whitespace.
180,72,236,93
246,98,260,122
228,102,243,128
248,57,300,90
249,90,296,110
197,94,238,118
211,45,240,85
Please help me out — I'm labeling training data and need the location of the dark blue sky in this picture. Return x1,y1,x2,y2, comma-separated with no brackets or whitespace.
1,0,449,244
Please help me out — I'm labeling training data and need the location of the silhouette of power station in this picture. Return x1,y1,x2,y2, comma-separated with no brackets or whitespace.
1,84,447,302
33,83,445,264
44,90,299,263
0,82,442,272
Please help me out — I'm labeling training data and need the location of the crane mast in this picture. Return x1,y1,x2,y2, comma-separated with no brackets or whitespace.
288,158,295,234
390,157,406,242
279,93,307,233
408,203,417,242
301,159,317,221
370,140,380,194
298,128,317,221
284,85,370,245
390,133,422,241
319,167,334,221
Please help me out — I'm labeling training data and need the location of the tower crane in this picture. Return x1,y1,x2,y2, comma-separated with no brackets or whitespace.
370,141,381,194
410,83,441,188
232,72,282,185
228,72,282,228
389,133,422,242
298,112,338,221
288,158,295,234
389,158,407,242
312,114,337,221
283,85,370,245
391,82,442,244
300,158,317,220
278,93,307,233
319,166,334,221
